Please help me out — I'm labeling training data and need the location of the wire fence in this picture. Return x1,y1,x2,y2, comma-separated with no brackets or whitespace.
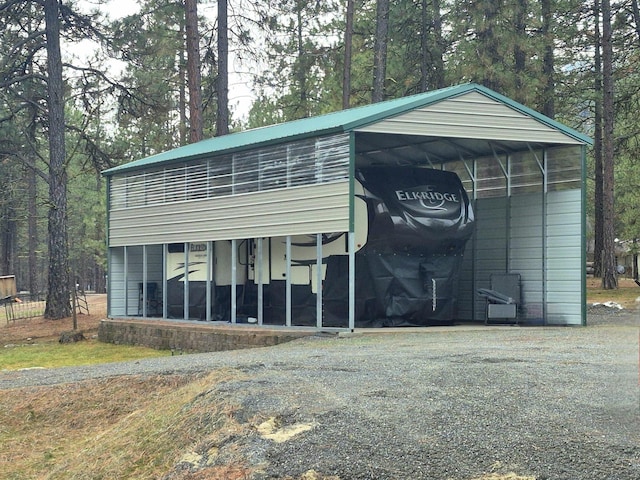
1,293,46,325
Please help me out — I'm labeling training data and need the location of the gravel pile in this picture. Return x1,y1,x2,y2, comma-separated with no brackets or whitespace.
2,310,639,480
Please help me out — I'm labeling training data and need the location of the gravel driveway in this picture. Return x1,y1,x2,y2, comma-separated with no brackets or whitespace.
1,309,639,480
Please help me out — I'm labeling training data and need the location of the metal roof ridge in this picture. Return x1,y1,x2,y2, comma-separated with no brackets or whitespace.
103,84,474,176
103,83,592,176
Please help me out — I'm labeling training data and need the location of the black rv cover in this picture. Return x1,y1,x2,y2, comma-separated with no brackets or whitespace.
324,167,474,327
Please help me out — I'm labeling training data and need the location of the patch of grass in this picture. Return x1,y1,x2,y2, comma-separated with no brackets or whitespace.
587,277,640,309
0,339,170,371
0,370,251,480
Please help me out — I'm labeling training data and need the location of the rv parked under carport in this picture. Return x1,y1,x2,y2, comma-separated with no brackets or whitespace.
103,83,592,329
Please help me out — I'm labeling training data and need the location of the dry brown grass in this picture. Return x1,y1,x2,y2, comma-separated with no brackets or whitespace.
0,370,254,480
586,277,640,309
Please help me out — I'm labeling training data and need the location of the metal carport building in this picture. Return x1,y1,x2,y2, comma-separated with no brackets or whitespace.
103,83,592,329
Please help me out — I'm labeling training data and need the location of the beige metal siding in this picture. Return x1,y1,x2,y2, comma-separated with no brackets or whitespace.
109,181,349,246
357,91,583,145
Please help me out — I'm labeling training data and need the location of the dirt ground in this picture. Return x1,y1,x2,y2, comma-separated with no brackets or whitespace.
0,294,106,344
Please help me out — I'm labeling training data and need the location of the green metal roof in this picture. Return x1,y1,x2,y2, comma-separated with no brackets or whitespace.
103,83,592,176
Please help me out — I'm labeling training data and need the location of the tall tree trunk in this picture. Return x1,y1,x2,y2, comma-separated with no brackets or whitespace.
94,173,106,294
416,0,446,91
0,192,16,276
26,25,39,295
593,0,604,278
179,19,187,145
631,0,640,46
26,107,39,297
601,0,617,289
420,0,429,92
44,0,71,319
513,0,527,104
216,0,229,135
431,0,445,89
295,3,308,116
541,0,555,118
26,155,38,294
185,0,203,142
343,0,354,109
477,0,501,91
372,0,389,102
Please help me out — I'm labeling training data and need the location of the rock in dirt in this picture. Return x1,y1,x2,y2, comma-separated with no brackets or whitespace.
59,331,86,344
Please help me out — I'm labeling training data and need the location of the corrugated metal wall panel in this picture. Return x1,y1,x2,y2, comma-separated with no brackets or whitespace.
546,235,580,248
125,246,144,317
510,236,543,250
457,237,475,321
470,190,582,325
109,182,349,246
545,189,582,325
109,247,125,316
109,246,165,318
112,208,347,237
510,194,544,322
546,303,582,324
473,197,508,320
358,92,582,144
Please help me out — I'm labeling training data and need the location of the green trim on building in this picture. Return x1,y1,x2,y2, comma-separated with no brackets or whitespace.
348,132,356,234
581,144,588,326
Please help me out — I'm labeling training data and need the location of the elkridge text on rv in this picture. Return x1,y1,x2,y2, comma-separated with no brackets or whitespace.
394,190,459,203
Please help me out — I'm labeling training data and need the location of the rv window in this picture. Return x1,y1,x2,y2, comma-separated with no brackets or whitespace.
168,243,185,253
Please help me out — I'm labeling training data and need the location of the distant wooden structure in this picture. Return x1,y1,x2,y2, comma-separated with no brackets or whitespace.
0,275,17,298
1,275,18,324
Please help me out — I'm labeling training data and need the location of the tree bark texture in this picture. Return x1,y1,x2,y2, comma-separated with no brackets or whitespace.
431,0,445,89
27,61,39,294
477,0,501,92
295,4,308,116
372,0,389,102
26,155,39,294
342,0,354,109
513,0,527,104
541,0,555,118
44,0,72,319
179,19,187,145
593,0,604,278
420,0,429,92
0,193,16,276
631,0,640,47
185,0,203,142
216,0,229,136
601,0,617,289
